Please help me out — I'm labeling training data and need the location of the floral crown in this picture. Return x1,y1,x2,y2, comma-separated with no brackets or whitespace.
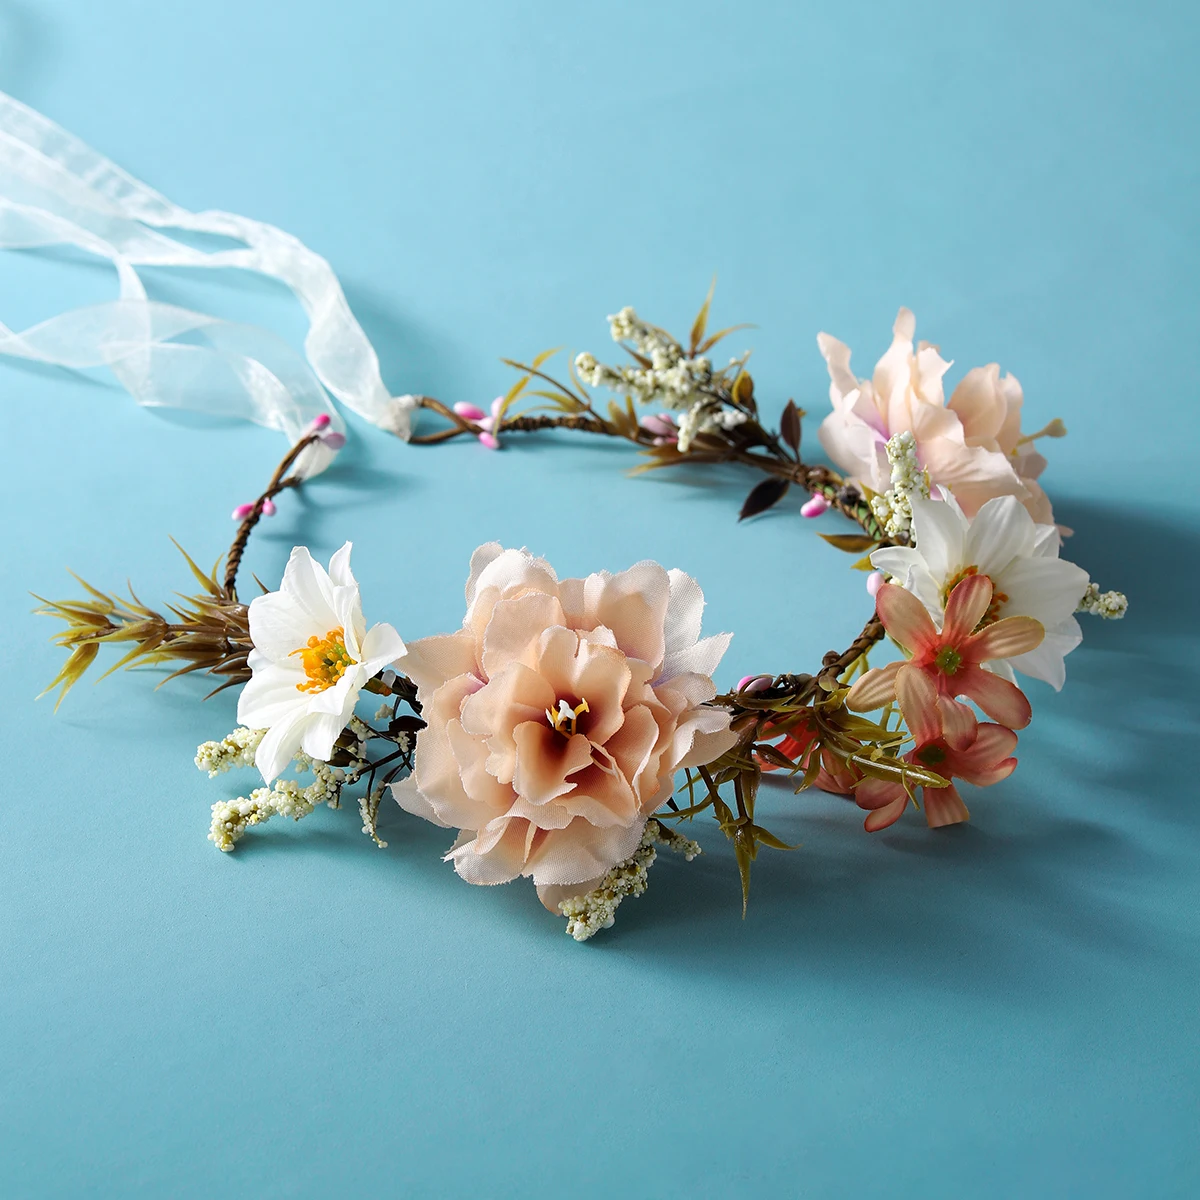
6,92,1125,941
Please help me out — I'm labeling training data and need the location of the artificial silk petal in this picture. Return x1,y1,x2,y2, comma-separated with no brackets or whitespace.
942,573,994,643
876,583,938,653
957,666,1032,729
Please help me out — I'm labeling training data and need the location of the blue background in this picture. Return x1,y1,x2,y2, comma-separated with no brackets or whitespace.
2,1,1197,1196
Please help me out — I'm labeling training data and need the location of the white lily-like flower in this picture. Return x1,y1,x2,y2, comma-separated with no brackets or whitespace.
870,493,1089,689
236,543,406,782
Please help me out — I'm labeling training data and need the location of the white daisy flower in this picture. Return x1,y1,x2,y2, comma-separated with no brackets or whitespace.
237,543,405,781
870,492,1089,690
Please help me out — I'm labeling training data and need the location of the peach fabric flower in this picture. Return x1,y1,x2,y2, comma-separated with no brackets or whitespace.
392,544,738,909
817,308,1055,522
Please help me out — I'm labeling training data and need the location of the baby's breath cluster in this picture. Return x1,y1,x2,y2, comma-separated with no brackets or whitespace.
558,819,702,942
870,430,930,537
195,726,265,777
574,306,715,411
206,751,349,851
1077,582,1129,619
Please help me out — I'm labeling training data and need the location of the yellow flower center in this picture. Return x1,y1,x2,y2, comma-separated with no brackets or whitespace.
291,627,353,694
943,565,1008,628
546,697,590,737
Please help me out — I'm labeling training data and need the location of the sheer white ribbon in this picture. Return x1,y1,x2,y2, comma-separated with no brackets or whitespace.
0,89,417,476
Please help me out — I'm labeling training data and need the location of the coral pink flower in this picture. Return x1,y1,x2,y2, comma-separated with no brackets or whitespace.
846,576,1044,746
817,308,1058,522
854,723,1019,832
392,545,738,910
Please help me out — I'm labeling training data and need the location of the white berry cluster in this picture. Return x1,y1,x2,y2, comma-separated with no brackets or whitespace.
573,306,714,411
870,430,930,537
558,819,702,942
194,726,265,777
1077,582,1128,619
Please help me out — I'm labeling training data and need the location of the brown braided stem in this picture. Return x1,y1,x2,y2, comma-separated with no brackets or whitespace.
224,432,321,597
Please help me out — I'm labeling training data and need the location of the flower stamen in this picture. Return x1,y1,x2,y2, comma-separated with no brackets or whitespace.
933,646,962,675
545,697,590,737
291,627,353,693
943,565,1008,627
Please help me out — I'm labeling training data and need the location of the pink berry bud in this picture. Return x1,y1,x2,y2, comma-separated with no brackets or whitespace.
232,503,255,520
261,498,277,517
801,493,830,518
737,674,774,694
320,431,346,450
867,571,884,597
454,402,488,422
479,431,500,450
640,413,677,437
310,413,332,430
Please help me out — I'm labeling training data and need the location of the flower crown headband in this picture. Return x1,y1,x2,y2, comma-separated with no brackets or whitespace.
8,93,1126,940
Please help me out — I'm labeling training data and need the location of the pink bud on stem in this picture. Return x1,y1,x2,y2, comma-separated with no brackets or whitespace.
231,503,255,521
801,493,830,518
737,674,774,694
867,571,885,597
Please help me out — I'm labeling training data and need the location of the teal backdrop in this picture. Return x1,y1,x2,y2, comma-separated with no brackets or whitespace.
2,2,1197,1196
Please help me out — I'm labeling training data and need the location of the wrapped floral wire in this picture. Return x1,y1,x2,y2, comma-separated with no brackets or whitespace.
35,296,1128,941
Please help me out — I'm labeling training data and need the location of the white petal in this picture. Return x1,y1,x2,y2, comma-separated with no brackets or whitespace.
237,660,306,729
254,708,309,783
245,589,314,663
307,663,365,716
359,622,407,674
996,557,1090,628
301,708,353,762
278,546,340,634
869,546,923,584
1006,617,1082,691
660,632,732,684
664,568,705,658
966,496,1036,576
909,495,967,584
464,542,504,607
327,542,355,589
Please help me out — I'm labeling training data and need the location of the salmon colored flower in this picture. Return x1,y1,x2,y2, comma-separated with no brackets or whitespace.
854,723,1019,832
392,544,737,910
846,575,1044,745
817,308,1060,522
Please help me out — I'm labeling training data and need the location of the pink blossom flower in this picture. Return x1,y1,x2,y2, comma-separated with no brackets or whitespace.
853,723,1019,832
392,545,738,910
846,575,1044,745
817,308,1058,522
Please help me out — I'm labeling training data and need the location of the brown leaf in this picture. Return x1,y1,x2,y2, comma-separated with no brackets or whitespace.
738,477,790,521
819,533,880,553
733,370,755,411
690,277,716,353
780,399,802,455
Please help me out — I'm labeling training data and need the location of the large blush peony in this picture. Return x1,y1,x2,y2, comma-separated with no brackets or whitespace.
392,544,737,909
817,308,1055,523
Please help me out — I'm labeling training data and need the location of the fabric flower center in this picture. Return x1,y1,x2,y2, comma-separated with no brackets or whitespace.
545,697,590,737
943,565,1008,627
916,743,947,765
291,627,353,693
933,646,963,675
